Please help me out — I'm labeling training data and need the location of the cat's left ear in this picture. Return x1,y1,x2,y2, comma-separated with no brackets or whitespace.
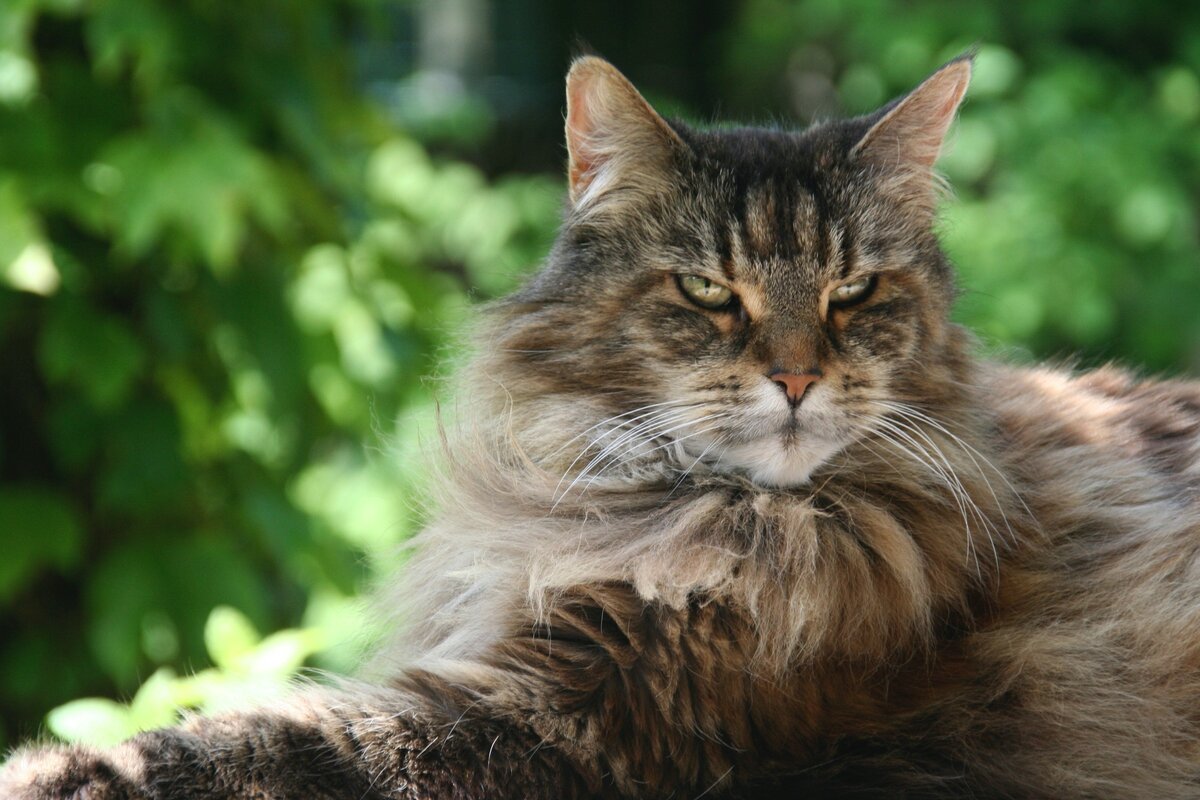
851,54,972,204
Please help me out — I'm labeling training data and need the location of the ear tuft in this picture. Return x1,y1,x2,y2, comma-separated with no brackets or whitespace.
565,57,684,210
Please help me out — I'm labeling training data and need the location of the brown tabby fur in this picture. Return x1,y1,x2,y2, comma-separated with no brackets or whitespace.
6,54,1200,799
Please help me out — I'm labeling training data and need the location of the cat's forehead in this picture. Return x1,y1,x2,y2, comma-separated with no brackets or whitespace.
673,126,865,291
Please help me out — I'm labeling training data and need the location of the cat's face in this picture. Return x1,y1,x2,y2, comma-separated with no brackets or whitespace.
502,57,971,488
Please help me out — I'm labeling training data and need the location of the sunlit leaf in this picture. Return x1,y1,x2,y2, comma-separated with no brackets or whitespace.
46,699,136,747
127,667,181,732
204,606,261,671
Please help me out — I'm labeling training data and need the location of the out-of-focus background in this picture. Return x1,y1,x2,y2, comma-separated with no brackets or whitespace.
2,0,1199,748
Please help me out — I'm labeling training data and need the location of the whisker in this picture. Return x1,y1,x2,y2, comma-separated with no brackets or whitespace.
552,410,710,503
861,415,984,577
554,408,707,505
580,415,732,495
669,432,731,496
879,414,1001,573
549,400,693,465
873,400,1034,534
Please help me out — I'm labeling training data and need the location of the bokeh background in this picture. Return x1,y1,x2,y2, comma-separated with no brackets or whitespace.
2,0,1200,748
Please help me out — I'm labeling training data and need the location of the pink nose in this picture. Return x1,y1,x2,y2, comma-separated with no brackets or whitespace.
769,370,821,405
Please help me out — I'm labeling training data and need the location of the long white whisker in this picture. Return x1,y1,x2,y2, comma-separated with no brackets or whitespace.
865,416,982,577
552,404,692,492
670,431,731,495
874,400,1033,534
554,408,705,505
578,409,700,472
881,414,1000,572
557,407,692,480
596,420,730,479
548,400,691,461
598,413,731,475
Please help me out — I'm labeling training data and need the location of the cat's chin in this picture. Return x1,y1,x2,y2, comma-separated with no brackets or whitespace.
703,437,844,488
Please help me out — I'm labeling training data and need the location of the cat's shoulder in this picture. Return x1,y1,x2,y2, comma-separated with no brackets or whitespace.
982,360,1200,463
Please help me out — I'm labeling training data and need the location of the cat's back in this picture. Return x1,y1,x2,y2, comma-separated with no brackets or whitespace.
981,359,1200,602
986,360,1200,503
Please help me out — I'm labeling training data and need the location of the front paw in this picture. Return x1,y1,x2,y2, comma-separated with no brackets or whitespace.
0,745,142,800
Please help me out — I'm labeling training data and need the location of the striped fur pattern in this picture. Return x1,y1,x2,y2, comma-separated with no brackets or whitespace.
7,55,1200,798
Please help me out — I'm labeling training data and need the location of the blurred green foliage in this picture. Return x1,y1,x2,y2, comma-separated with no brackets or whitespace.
0,0,559,747
2,0,1200,749
47,606,325,747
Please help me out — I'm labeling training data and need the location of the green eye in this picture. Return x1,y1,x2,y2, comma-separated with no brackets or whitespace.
829,275,876,307
677,274,735,310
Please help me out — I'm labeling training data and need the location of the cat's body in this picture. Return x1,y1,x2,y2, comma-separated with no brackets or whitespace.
6,55,1200,799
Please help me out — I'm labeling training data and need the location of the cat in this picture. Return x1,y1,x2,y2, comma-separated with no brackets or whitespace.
7,51,1200,799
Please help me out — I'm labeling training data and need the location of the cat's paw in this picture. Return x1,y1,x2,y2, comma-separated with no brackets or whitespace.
0,744,141,800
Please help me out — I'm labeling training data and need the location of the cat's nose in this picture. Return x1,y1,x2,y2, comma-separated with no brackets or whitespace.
768,369,821,406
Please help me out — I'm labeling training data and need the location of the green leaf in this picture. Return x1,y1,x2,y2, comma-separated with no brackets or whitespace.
46,698,136,747
0,177,59,295
0,486,83,603
38,300,145,410
203,606,261,671
96,400,187,514
240,628,325,678
85,542,163,684
127,667,181,732
84,0,176,87
0,178,35,265
101,96,288,273
86,537,272,686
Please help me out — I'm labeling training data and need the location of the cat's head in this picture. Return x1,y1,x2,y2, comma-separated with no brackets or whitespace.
497,56,973,489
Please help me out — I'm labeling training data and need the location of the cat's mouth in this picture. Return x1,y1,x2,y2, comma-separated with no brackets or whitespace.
664,383,859,487
703,434,845,487
681,412,851,488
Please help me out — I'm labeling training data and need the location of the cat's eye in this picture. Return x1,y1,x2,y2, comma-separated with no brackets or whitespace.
676,274,736,310
828,275,877,307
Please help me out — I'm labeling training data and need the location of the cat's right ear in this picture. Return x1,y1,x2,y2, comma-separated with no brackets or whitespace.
565,57,685,211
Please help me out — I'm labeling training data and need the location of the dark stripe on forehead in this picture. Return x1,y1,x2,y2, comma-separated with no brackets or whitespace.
713,210,733,275
814,204,830,276
722,155,844,269
787,173,826,273
774,182,797,261
841,218,858,279
738,180,794,262
720,254,736,280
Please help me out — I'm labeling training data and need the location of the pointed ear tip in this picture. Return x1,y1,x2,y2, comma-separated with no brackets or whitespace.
567,55,615,82
942,55,975,83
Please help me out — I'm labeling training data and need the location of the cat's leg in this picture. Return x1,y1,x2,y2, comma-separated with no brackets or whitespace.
0,684,593,800
1,585,767,799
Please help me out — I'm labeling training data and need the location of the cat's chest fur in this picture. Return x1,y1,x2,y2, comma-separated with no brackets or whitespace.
396,360,1200,796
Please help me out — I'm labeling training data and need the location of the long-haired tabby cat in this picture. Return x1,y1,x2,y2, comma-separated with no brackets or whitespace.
6,52,1200,799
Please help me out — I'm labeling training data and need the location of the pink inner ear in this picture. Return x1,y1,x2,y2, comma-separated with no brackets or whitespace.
853,59,972,172
566,76,596,195
562,57,687,207
917,68,971,167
